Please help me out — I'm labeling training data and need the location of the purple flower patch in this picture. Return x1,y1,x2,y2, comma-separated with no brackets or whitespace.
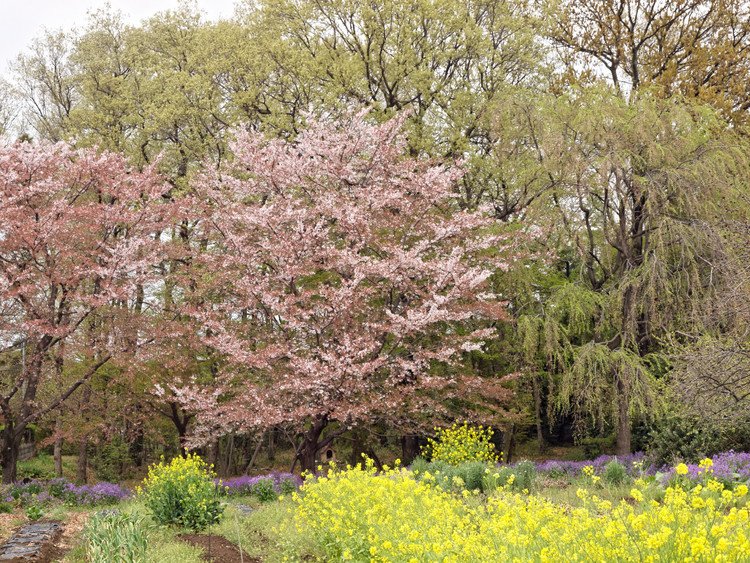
219,472,302,500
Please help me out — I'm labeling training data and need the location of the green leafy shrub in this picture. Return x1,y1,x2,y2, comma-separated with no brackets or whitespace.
412,459,535,494
512,461,537,491
423,422,499,465
0,501,12,513
85,511,148,563
410,456,429,475
580,436,615,459
478,462,537,493
279,478,299,496
454,461,487,491
252,479,278,503
603,460,628,486
138,453,224,531
646,412,723,466
25,504,43,521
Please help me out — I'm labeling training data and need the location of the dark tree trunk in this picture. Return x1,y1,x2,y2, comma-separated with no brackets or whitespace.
349,427,367,466
244,435,264,474
3,337,51,483
400,435,420,465
532,375,546,453
502,423,516,464
267,428,276,462
54,416,63,478
221,434,235,476
616,377,631,455
130,428,145,468
207,439,219,467
299,441,318,474
298,415,328,474
168,402,191,456
1,424,19,484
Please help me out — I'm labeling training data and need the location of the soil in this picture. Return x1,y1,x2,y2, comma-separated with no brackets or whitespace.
178,533,261,563
0,514,22,545
47,512,88,562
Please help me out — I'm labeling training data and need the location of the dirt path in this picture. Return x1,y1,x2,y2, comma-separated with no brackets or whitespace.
179,533,260,563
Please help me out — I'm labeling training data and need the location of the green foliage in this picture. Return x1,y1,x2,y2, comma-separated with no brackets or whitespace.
25,504,43,521
138,454,224,531
93,436,132,483
410,456,429,474
17,455,56,480
646,412,724,466
413,459,535,494
423,422,499,465
482,464,537,493
84,511,148,563
580,436,616,459
279,478,299,496
0,501,12,513
558,343,657,433
512,460,537,492
251,479,278,503
454,461,488,492
602,460,627,486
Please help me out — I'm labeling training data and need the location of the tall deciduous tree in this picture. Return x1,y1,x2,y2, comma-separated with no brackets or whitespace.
0,142,168,482
516,89,750,453
0,79,17,140
177,113,514,471
546,0,750,124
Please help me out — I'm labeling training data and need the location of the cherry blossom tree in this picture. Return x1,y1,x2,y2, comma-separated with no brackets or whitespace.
0,141,168,483
179,113,515,471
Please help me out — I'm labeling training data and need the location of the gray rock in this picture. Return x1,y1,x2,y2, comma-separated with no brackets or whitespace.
0,522,62,561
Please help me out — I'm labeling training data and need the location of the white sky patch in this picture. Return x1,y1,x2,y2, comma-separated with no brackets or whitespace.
0,0,237,73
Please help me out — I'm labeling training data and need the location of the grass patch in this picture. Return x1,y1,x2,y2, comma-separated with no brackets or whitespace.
17,454,82,481
212,498,321,562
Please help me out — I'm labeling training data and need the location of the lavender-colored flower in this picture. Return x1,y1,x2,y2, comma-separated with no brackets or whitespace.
1,478,130,507
219,472,302,497
659,451,750,484
533,452,646,477
62,481,131,505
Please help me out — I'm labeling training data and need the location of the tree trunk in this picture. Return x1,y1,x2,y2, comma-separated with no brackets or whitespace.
207,439,219,468
532,375,546,453
221,434,235,476
616,377,631,455
267,428,276,462
400,435,420,465
243,435,264,474
502,423,516,465
349,427,367,466
168,402,190,457
5,336,50,483
54,417,63,478
1,424,19,484
298,415,328,474
76,437,88,484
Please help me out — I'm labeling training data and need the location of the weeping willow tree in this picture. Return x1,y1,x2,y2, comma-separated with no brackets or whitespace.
516,87,750,454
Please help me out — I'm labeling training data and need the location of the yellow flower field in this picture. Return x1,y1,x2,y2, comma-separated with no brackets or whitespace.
289,459,750,562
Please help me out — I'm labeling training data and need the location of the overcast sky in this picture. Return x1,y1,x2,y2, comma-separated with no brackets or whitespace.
0,0,237,73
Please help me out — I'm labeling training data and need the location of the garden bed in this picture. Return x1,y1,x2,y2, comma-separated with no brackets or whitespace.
178,533,259,563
